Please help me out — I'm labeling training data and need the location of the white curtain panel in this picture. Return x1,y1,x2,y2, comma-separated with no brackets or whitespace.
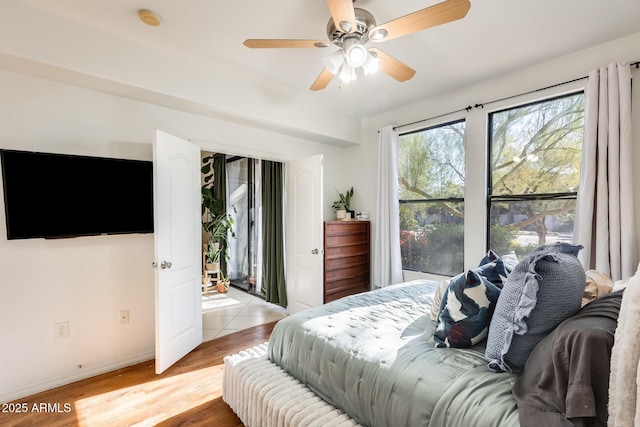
574,62,638,281
373,125,403,288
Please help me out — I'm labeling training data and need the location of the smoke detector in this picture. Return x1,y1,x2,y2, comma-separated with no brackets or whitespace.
138,9,161,26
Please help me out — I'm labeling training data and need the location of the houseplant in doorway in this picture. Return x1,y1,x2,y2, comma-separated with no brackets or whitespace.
204,241,220,272
202,191,236,266
216,271,231,293
201,155,237,290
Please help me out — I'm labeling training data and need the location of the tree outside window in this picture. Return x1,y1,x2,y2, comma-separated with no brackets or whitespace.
488,93,585,257
397,93,584,275
398,120,465,276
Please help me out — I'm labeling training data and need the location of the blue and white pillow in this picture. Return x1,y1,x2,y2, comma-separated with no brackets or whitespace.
480,250,519,278
432,250,518,348
434,268,502,348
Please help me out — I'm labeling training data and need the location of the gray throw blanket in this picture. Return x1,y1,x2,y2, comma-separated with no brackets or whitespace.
513,290,622,427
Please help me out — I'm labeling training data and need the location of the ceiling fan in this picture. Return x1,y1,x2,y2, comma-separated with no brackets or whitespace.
244,0,471,91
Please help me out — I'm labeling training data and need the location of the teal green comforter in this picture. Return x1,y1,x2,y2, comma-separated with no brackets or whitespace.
268,280,519,427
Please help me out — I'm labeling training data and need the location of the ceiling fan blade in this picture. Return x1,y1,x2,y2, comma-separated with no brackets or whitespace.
244,39,330,48
369,0,471,43
326,0,357,33
369,48,416,82
310,68,334,91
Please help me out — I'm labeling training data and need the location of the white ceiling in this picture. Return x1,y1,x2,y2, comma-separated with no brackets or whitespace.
4,0,640,143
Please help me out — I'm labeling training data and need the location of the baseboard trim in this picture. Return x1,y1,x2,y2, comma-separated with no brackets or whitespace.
0,350,155,403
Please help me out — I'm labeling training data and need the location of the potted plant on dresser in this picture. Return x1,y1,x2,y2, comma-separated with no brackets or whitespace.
332,187,354,220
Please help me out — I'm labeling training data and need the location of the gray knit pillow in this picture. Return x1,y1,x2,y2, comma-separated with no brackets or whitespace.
485,244,586,372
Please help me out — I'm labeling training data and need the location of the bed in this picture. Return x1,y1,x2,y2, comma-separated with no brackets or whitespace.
223,258,635,427
225,280,519,426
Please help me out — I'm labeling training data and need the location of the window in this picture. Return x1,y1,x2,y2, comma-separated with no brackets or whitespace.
487,93,585,257
398,120,465,276
226,156,262,295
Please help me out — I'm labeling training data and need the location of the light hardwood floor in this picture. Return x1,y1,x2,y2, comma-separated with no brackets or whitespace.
2,321,276,427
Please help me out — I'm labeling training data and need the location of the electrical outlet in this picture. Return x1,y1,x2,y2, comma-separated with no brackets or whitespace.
55,321,69,339
120,310,130,324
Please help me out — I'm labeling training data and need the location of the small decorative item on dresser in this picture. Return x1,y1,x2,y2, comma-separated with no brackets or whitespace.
356,211,368,221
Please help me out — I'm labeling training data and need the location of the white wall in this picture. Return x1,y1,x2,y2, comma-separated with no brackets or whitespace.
0,70,348,402
350,31,640,280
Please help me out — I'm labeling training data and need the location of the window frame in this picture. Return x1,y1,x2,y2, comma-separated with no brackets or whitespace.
398,118,466,275
485,90,585,251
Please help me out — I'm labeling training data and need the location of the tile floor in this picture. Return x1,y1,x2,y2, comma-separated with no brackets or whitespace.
202,285,287,342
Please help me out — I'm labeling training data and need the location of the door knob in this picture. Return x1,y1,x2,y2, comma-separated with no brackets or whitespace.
311,249,319,255
160,261,172,269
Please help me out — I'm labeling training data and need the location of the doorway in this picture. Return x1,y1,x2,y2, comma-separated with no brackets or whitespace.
200,152,286,342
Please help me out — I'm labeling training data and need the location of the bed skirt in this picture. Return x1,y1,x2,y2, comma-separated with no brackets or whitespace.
223,343,361,427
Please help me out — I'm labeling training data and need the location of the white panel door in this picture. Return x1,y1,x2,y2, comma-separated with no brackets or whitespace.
153,130,202,374
286,155,323,314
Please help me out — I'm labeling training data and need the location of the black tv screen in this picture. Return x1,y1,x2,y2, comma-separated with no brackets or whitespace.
1,150,154,239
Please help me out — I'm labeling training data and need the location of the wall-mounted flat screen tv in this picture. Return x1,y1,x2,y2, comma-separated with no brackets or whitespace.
1,149,154,240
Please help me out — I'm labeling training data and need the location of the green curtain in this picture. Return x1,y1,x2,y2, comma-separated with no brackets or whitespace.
261,160,287,307
213,153,228,277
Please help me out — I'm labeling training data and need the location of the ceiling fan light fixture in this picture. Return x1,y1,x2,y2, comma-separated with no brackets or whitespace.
340,63,356,84
362,52,380,75
343,38,368,68
339,21,353,33
323,50,344,75
369,28,388,41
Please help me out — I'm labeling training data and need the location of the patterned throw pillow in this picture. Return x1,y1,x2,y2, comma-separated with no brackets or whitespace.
432,250,519,347
485,243,586,373
480,250,519,278
434,268,502,348
477,251,512,288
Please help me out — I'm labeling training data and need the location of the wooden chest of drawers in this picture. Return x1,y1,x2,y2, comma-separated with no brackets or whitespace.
323,221,370,303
